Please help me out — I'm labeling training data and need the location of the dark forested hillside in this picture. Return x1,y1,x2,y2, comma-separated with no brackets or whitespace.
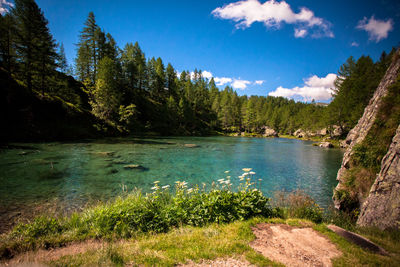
0,0,396,140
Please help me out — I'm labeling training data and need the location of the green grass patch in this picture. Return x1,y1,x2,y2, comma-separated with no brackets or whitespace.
48,218,284,267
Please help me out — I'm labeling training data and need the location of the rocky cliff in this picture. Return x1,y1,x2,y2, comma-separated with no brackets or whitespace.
357,125,400,229
333,49,400,217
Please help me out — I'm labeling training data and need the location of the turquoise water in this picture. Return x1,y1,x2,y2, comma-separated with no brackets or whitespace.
0,136,343,216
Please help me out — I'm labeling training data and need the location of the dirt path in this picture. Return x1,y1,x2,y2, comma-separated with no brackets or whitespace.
0,240,104,267
250,224,341,267
179,258,254,267
1,224,342,267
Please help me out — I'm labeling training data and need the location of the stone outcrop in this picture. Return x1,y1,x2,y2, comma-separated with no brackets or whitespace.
262,126,278,137
316,128,327,136
294,129,306,138
357,125,400,229
333,49,400,210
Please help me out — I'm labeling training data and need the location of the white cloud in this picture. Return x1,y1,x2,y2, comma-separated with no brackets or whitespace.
356,16,393,42
351,41,359,47
232,79,251,90
214,77,233,86
212,0,333,38
178,69,261,90
268,73,337,102
201,70,213,79
189,70,214,80
0,0,13,15
294,28,307,38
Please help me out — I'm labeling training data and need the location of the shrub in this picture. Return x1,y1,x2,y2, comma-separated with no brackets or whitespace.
272,190,323,223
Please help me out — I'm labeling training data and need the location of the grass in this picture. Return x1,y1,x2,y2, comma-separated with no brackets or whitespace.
37,218,400,267
49,218,284,267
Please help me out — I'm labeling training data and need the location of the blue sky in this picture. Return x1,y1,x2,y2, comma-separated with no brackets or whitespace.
2,0,399,101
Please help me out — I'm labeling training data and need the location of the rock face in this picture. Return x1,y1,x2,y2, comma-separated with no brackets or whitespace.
262,126,278,137
333,49,400,211
357,125,400,229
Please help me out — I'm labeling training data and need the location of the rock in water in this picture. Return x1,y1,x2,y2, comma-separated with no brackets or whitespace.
319,142,333,148
184,144,199,148
123,164,148,171
357,125,400,230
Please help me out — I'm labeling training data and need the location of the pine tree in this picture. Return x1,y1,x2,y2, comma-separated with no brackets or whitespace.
75,12,100,86
12,0,57,93
91,56,122,121
0,13,16,73
57,42,68,72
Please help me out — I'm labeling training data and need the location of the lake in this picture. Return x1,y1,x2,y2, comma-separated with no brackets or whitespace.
0,136,343,229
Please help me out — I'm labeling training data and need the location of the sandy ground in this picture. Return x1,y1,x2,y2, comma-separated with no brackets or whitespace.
250,223,342,267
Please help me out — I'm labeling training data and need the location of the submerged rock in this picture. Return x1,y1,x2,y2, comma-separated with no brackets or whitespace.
184,144,199,148
92,151,115,157
108,169,119,174
123,164,148,171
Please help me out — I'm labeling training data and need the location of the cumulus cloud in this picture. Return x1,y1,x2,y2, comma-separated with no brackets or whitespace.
294,28,307,38
212,0,333,38
356,16,393,42
0,0,13,15
268,73,337,102
232,79,251,90
214,77,233,86
189,70,214,80
351,41,359,47
177,69,261,90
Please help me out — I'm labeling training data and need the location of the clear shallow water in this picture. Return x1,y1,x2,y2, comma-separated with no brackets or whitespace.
0,136,343,214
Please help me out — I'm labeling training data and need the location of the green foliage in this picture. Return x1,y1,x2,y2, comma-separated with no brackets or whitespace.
272,190,323,223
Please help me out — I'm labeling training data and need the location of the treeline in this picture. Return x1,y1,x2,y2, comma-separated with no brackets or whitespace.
0,0,396,138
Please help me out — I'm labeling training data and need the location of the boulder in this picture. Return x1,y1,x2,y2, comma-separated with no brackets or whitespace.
316,128,327,136
331,125,343,137
319,142,333,148
294,129,306,138
262,126,278,137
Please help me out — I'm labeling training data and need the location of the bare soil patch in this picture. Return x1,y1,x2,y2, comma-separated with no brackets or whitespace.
179,257,254,267
250,223,341,267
